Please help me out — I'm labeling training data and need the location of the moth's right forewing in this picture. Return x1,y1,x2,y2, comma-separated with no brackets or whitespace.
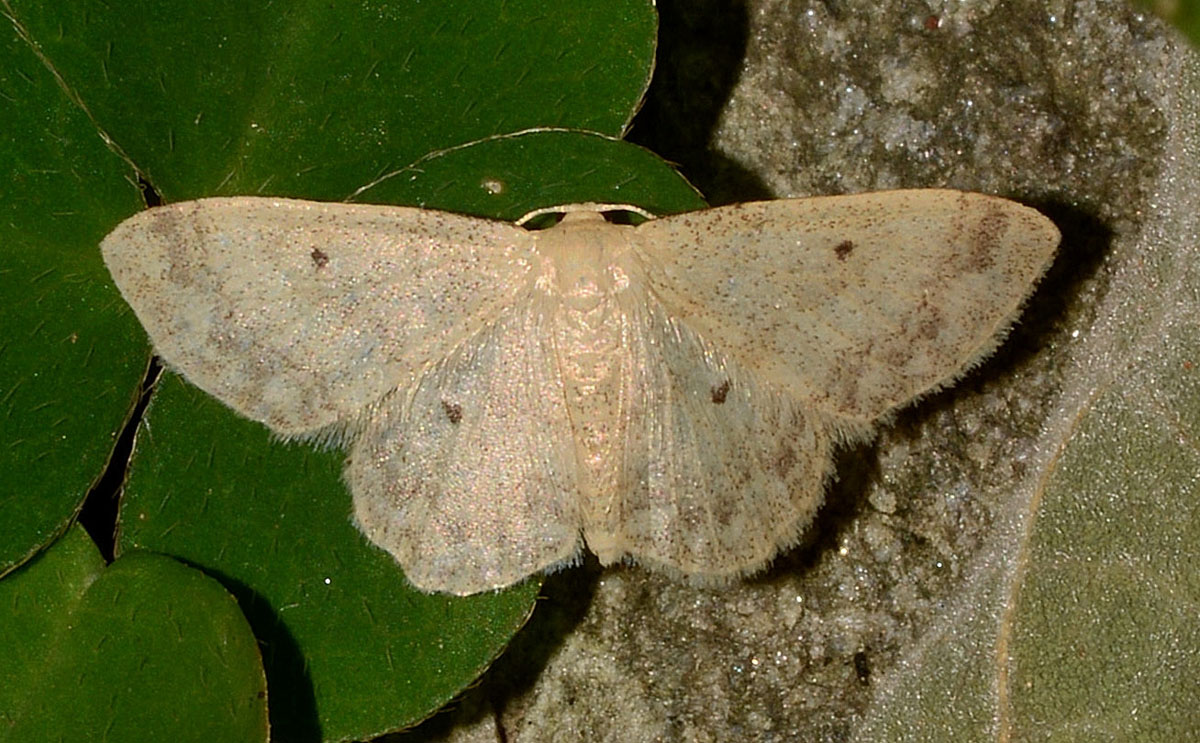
633,190,1060,426
101,197,535,436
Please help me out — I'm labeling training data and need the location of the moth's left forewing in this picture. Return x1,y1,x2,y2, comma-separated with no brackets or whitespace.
632,190,1060,429
100,197,537,438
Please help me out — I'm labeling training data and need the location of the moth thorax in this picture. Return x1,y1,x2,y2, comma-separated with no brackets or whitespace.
535,219,633,310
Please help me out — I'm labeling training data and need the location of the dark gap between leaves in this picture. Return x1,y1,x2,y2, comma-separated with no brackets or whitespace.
79,357,162,562
79,175,165,561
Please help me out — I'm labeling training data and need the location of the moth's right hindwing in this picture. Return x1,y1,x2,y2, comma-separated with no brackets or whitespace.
582,295,834,580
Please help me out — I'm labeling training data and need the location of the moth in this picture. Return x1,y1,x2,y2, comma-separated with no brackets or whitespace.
101,190,1060,595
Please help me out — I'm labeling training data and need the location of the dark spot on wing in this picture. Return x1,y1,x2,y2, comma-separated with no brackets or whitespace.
915,297,943,340
918,310,943,340
149,207,182,240
441,400,463,425
772,442,797,478
711,380,730,404
311,247,329,269
153,209,201,287
962,206,1007,273
834,240,854,261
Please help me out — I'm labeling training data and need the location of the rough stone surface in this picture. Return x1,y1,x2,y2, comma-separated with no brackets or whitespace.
399,1,1190,741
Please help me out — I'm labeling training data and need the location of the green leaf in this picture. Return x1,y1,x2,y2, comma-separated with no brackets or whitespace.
1134,0,1200,49
2,0,658,574
0,525,268,743
118,129,705,742
1007,379,1199,740
358,128,704,218
6,0,657,201
0,12,148,576
851,141,1200,743
853,315,1200,742
4,3,666,737
1,2,713,738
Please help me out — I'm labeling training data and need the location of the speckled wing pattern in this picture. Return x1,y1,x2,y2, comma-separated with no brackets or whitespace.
582,296,833,579
100,197,534,437
346,297,581,595
634,190,1060,427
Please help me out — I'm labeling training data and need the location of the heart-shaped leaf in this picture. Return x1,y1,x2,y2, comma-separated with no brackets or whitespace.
0,525,267,743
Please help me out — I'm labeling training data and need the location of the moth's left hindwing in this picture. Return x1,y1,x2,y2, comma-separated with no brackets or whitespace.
347,299,582,595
